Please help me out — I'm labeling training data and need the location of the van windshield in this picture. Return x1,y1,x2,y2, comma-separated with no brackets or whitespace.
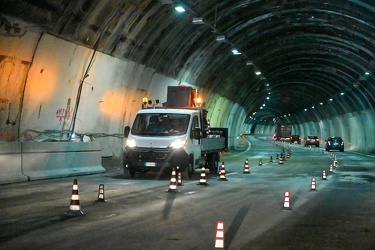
131,113,190,136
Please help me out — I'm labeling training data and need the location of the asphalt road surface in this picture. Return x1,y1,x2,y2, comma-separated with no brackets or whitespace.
1,136,375,250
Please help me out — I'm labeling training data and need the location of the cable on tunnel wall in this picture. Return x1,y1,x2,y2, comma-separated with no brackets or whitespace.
68,39,98,140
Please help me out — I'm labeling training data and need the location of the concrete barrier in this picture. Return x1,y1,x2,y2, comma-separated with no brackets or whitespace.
0,143,29,184
22,142,105,180
0,142,105,184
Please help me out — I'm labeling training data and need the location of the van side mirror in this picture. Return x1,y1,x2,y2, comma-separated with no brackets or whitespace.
124,126,130,138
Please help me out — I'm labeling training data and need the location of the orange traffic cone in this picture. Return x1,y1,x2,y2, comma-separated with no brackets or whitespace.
67,179,84,216
218,162,228,181
310,178,316,191
243,159,250,174
279,156,283,164
198,166,208,186
214,221,225,248
258,158,263,166
329,164,333,173
283,191,290,209
97,184,107,202
166,168,179,192
322,169,327,180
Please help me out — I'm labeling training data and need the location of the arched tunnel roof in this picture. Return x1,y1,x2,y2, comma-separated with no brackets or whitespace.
2,0,375,124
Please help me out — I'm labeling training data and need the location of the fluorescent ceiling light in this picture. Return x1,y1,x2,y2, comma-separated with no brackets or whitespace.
192,17,204,24
255,70,261,75
175,6,185,12
232,48,241,55
246,61,253,66
216,35,226,42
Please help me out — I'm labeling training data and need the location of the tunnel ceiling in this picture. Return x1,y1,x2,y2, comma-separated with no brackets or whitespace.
1,0,375,124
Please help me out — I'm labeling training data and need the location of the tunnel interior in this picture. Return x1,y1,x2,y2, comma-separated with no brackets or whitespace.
0,0,375,159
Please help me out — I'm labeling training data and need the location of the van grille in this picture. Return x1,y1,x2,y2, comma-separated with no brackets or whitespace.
134,147,170,160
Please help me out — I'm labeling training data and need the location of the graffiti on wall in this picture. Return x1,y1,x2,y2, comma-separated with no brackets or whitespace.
56,108,72,125
0,98,9,113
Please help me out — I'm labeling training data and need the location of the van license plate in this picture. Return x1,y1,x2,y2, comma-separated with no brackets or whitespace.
144,162,157,167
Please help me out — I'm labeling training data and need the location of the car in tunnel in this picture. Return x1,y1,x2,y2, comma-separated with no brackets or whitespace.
325,137,344,152
304,135,320,147
290,134,301,144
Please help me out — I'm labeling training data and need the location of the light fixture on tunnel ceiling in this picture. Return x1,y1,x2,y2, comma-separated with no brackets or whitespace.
304,109,307,111
246,61,253,66
175,6,185,12
266,96,270,100
320,102,323,105
255,70,261,75
340,92,344,96
312,106,315,109
329,98,333,101
365,72,370,75
232,48,241,55
216,35,226,42
192,17,204,24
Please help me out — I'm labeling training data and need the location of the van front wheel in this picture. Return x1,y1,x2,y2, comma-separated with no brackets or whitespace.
124,169,135,177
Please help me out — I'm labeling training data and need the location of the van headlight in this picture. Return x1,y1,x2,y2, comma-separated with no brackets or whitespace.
126,139,136,148
169,139,186,149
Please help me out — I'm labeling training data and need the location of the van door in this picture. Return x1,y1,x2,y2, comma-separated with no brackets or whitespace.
190,114,202,168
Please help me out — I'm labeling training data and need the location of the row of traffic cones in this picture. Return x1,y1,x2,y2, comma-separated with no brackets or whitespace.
166,150,324,194
166,161,231,192
283,154,339,209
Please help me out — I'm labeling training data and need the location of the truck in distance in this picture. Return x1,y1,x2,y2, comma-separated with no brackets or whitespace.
275,123,292,141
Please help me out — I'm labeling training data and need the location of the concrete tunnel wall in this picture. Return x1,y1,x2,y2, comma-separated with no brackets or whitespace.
0,32,247,166
253,109,375,153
